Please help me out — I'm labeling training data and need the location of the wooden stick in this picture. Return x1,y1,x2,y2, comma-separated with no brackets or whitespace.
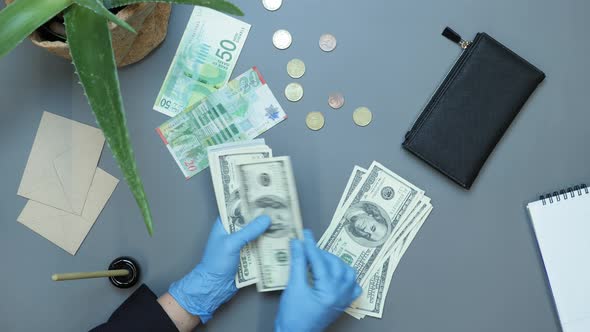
52,269,130,281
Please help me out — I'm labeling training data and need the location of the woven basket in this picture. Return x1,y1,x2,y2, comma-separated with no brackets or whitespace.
4,1,172,67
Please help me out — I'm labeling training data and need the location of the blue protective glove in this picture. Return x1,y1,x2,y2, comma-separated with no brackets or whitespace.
169,215,271,323
275,230,363,332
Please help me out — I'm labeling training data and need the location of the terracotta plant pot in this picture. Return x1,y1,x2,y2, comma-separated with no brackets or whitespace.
4,0,171,67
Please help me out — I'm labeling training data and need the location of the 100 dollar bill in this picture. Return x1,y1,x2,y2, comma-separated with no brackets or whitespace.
321,165,432,319
208,142,272,288
154,7,250,117
156,67,287,178
347,198,432,319
318,165,368,248
236,157,304,292
323,166,392,319
320,161,424,285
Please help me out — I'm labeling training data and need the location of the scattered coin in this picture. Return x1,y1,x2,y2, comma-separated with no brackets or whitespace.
287,59,306,79
353,107,372,127
273,29,292,50
306,112,325,131
328,92,345,109
262,0,282,11
285,83,304,102
319,33,337,52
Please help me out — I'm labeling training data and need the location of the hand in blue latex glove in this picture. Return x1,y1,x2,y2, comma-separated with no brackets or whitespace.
169,215,271,323
276,230,362,332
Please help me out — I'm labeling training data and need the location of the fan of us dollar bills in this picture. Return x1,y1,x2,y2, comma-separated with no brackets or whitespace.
318,163,433,319
207,141,433,319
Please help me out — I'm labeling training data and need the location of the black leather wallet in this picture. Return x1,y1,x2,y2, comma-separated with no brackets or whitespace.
402,27,545,189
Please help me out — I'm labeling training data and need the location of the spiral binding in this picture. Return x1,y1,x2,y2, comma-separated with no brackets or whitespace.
540,184,589,205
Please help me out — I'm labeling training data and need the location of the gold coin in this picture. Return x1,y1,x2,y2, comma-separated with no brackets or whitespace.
328,92,345,109
285,83,304,102
306,112,325,131
353,107,372,127
287,59,306,79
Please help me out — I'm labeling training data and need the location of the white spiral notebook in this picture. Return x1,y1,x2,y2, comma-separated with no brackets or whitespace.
527,184,590,332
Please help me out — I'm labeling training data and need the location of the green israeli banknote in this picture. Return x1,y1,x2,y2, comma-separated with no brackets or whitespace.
153,6,251,117
156,67,287,179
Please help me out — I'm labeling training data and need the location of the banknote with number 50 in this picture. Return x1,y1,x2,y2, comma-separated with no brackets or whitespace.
153,7,251,117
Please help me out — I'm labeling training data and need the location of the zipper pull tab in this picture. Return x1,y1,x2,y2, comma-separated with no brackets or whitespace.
442,27,471,50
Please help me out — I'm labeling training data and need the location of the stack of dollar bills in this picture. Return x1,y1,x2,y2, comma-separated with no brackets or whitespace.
208,140,304,292
318,162,433,319
207,141,433,312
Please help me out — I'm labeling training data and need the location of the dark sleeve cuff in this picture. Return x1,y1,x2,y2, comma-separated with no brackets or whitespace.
90,284,178,332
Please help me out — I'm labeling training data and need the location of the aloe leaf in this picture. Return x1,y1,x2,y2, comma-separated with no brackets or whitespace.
103,0,243,16
0,0,73,58
64,4,154,235
74,0,135,33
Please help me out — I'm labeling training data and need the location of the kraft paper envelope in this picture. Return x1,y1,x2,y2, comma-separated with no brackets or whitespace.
18,168,119,255
17,112,105,215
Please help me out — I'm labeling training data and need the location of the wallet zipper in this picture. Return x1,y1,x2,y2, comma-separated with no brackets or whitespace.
404,27,478,141
442,27,472,50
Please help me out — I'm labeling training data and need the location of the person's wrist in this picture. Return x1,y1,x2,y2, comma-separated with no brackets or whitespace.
157,292,201,332
168,264,237,324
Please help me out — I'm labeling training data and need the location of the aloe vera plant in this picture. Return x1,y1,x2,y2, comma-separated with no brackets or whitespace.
0,0,243,235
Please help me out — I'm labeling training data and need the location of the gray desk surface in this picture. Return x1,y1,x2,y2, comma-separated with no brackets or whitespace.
1,0,589,331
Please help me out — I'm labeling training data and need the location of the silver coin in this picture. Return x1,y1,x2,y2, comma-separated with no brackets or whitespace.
287,59,306,79
328,92,345,109
285,83,304,102
262,0,282,11
319,33,337,52
273,29,292,50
